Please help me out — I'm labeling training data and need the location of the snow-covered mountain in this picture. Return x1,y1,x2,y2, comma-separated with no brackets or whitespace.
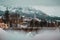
0,6,49,19
0,6,60,20
9,7,49,19
0,10,4,16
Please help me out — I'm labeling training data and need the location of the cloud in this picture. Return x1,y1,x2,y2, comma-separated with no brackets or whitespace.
0,0,60,7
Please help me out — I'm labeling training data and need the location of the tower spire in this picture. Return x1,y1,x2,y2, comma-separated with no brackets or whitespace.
34,12,36,19
6,7,8,11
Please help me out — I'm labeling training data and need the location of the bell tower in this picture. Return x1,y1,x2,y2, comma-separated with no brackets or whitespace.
4,7,9,24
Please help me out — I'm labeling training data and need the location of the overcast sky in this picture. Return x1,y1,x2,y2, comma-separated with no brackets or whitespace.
0,0,60,7
0,0,60,16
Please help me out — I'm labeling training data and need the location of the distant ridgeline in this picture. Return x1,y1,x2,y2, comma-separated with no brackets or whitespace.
0,10,4,16
0,7,60,20
46,16,60,20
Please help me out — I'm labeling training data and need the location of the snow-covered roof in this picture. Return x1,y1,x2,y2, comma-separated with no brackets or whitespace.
23,18,32,21
34,18,41,22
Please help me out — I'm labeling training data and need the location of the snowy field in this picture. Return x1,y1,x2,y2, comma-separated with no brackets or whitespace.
0,28,60,40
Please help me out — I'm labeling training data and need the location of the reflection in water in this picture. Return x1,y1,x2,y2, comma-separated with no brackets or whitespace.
0,28,60,40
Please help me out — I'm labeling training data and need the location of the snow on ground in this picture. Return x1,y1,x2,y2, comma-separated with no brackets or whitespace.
0,28,60,40
0,28,7,40
0,28,35,40
32,28,60,40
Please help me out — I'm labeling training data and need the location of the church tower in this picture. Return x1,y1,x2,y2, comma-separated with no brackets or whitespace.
4,7,10,24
